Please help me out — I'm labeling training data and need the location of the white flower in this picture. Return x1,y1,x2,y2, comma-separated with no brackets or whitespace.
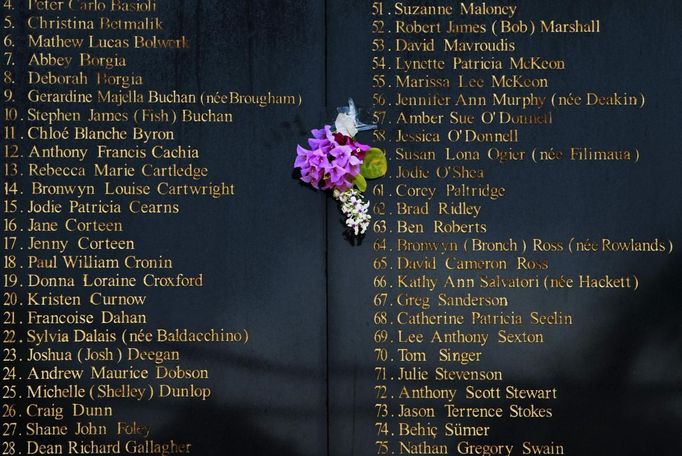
335,189,372,235
335,113,358,138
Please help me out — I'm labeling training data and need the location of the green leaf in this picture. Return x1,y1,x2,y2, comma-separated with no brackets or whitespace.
354,174,367,192
360,148,387,179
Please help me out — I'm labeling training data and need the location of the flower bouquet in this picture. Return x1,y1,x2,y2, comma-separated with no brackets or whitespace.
294,99,387,237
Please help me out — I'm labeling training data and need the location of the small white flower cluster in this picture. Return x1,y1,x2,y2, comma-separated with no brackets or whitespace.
334,189,372,235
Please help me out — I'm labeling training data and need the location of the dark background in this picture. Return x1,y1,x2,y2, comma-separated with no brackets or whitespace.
325,1,682,456
13,1,330,455
7,1,681,455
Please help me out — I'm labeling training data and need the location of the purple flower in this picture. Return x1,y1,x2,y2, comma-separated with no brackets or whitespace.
294,126,370,192
326,145,361,191
307,125,336,152
295,145,329,190
332,132,370,157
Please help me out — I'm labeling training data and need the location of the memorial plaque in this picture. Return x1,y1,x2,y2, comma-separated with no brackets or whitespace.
1,1,680,455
